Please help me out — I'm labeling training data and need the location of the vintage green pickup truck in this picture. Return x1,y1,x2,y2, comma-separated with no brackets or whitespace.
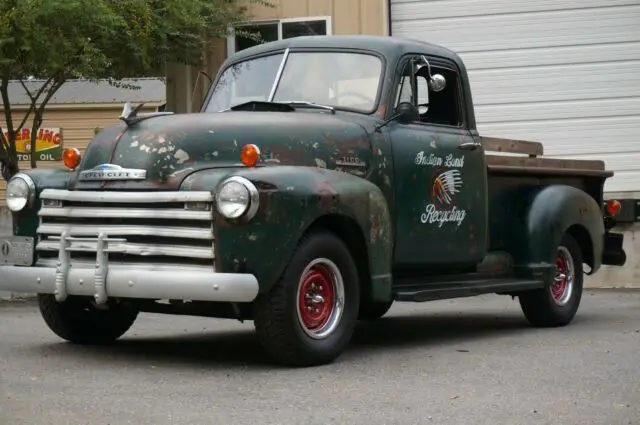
0,35,627,367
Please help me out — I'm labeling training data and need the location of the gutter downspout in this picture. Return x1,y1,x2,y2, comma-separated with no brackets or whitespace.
386,0,392,35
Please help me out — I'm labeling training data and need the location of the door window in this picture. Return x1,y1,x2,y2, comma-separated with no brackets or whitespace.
394,59,464,128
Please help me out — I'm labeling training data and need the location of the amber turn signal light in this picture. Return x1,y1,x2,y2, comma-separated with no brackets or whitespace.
62,147,82,170
240,144,260,167
605,199,622,216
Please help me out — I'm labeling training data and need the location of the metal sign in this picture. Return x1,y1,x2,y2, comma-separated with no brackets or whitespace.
0,127,63,161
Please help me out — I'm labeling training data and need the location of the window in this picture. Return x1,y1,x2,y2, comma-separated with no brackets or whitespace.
227,17,331,56
395,75,430,114
204,51,383,113
394,58,464,127
205,54,284,112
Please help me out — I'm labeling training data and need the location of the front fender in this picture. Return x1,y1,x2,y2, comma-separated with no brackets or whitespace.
521,184,604,281
10,168,72,237
186,166,393,297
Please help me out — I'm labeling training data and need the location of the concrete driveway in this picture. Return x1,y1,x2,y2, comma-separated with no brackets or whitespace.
1,289,639,425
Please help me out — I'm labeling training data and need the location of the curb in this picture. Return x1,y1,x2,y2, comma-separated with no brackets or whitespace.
0,292,37,302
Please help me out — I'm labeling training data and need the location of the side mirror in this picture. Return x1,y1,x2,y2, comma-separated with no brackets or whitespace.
429,74,446,92
418,55,447,92
395,102,419,123
373,101,419,132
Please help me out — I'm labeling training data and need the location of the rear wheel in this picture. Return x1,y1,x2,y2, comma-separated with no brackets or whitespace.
253,231,360,367
38,294,138,344
519,233,583,327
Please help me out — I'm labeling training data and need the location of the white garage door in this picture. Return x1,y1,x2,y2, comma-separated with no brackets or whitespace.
390,0,640,193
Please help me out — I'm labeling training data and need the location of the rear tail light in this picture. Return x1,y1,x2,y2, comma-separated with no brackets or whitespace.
605,199,622,217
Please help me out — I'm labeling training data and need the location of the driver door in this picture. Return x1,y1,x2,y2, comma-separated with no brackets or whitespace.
389,55,488,271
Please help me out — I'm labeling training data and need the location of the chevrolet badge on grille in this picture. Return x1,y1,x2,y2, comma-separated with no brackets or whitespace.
78,164,147,181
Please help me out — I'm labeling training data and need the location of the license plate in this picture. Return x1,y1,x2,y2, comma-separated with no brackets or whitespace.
0,236,34,266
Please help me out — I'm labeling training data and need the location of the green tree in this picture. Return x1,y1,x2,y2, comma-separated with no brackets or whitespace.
0,0,271,180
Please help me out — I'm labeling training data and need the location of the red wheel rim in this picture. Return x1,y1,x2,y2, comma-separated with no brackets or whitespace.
298,264,335,333
551,246,574,305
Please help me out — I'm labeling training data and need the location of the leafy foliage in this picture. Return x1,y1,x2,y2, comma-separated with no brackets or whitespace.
0,0,272,179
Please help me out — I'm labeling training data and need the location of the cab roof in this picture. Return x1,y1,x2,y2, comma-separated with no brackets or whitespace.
214,35,477,131
224,35,465,71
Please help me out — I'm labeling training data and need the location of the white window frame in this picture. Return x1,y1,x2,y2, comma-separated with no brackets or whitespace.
226,16,333,57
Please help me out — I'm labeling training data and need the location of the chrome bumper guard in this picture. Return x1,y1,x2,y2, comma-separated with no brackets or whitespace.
0,232,259,304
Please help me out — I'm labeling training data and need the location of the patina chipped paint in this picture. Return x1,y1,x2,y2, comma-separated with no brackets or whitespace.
60,97,396,299
71,111,377,191
6,34,614,305
200,165,393,299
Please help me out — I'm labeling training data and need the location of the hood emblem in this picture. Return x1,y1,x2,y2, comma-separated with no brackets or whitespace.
78,164,147,181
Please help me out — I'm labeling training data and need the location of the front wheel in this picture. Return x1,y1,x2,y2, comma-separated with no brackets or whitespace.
253,230,360,367
519,233,583,327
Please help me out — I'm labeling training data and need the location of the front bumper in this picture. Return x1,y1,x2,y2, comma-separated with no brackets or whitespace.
0,234,259,304
0,265,259,303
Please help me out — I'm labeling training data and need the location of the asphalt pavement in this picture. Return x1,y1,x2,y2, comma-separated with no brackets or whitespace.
1,290,639,425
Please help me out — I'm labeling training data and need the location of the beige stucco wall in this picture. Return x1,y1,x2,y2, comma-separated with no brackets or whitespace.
167,0,389,113
244,0,388,35
0,105,157,206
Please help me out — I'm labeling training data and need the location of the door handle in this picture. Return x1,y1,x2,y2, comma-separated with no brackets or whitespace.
458,142,480,151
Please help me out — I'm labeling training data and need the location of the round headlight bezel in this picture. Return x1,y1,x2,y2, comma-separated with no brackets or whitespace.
215,175,260,221
6,173,35,212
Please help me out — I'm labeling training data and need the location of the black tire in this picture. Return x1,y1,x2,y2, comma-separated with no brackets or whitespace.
358,299,393,320
253,230,360,367
519,233,583,327
38,294,138,345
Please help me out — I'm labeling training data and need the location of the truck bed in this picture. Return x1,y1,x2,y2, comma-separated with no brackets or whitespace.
482,136,609,255
481,137,612,178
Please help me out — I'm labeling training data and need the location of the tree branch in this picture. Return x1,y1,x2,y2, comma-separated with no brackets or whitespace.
16,76,55,133
0,126,9,156
0,77,15,152
28,77,65,168
0,78,20,181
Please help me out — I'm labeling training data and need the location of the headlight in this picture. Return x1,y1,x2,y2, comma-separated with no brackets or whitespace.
216,176,259,220
6,173,35,212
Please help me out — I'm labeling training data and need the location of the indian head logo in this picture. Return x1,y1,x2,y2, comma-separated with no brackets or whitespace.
421,168,467,227
432,169,463,208
415,150,467,227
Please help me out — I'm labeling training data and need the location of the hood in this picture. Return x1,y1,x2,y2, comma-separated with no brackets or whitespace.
71,111,375,191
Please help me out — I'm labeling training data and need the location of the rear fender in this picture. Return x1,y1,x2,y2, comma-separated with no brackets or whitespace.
517,184,604,281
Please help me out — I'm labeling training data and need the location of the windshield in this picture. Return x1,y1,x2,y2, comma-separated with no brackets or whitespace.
204,51,383,113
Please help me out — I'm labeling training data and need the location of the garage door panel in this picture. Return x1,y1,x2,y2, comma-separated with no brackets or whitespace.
392,5,639,53
467,61,640,105
460,42,640,71
479,116,639,156
556,153,640,173
476,97,640,124
601,172,640,192
390,0,636,21
391,0,640,192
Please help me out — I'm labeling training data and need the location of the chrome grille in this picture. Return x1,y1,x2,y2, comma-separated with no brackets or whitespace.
36,189,215,270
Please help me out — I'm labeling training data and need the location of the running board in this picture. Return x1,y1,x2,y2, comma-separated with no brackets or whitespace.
393,278,544,302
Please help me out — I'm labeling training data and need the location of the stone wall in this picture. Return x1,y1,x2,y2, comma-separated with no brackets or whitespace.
584,223,639,289
0,208,19,300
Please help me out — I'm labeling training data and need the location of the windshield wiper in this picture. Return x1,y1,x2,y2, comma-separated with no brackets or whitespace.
277,100,336,113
